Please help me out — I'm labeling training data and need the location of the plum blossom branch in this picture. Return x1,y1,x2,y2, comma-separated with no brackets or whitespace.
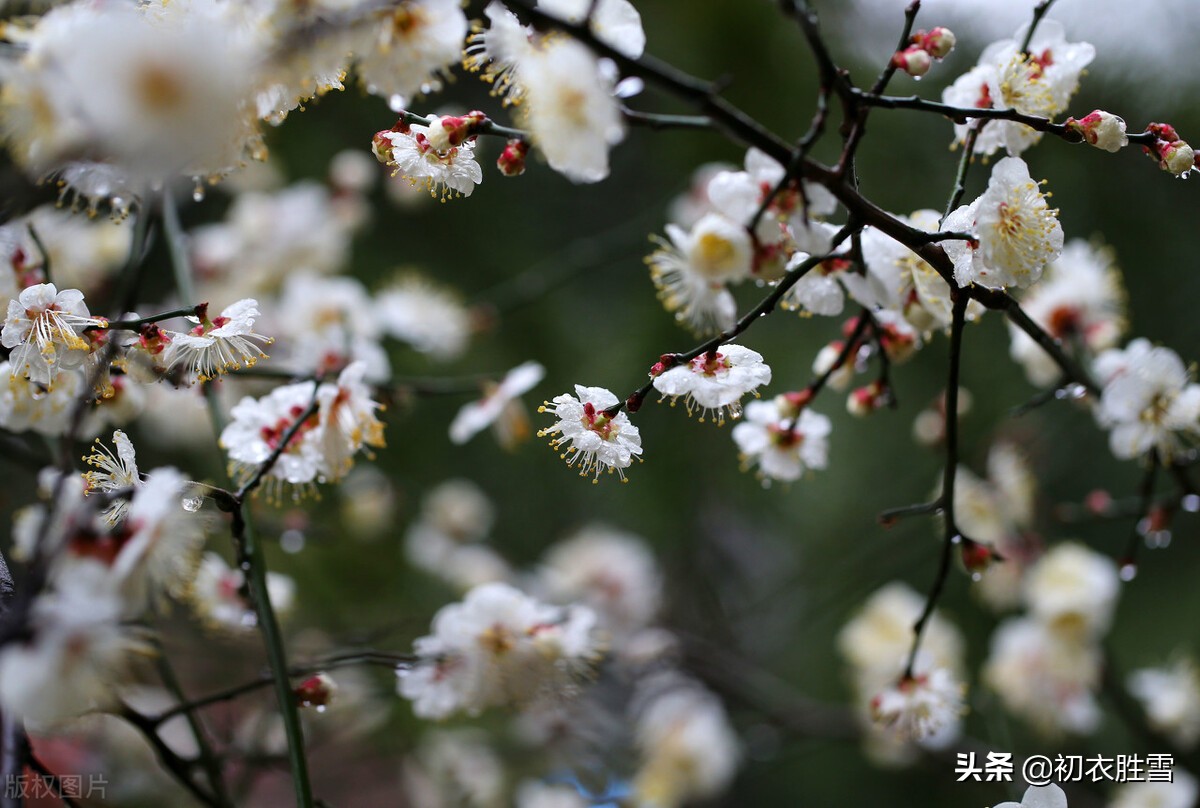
620,108,715,131
149,651,415,726
855,91,1158,148
120,705,222,808
903,291,969,680
606,223,858,416
149,635,233,807
162,191,316,808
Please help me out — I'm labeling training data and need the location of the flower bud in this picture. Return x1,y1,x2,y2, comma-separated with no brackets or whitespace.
372,130,397,164
497,139,530,177
426,111,487,151
1068,110,1128,153
812,341,855,390
1160,140,1195,175
918,27,956,60
776,389,813,419
892,46,931,78
960,538,997,576
294,673,337,709
847,381,889,417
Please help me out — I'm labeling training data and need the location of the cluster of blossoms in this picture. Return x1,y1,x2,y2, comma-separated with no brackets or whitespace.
398,581,603,719
942,20,1094,157
838,582,966,761
0,435,229,726
399,483,739,806
891,26,957,78
983,542,1120,735
1,0,1199,803
950,443,1040,609
1092,339,1200,462
220,361,386,496
649,147,840,335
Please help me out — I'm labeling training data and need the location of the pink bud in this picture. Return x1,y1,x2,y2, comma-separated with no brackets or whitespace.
1160,140,1195,175
892,46,931,78
917,27,956,60
497,139,529,177
1067,110,1128,153
371,130,396,164
294,673,337,709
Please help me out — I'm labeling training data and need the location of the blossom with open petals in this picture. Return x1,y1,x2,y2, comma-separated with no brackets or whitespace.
538,385,642,482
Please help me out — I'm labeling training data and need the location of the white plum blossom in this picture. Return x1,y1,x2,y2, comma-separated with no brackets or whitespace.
404,480,511,592
221,365,385,492
274,272,389,381
163,299,272,382
538,524,662,638
631,676,740,808
0,0,262,181
870,667,966,742
353,0,469,104
851,210,976,332
1023,541,1120,640
992,784,1069,808
731,396,831,484
1008,240,1126,387
943,21,1094,157
0,360,82,436
1094,341,1200,461
374,274,472,362
782,254,851,317
109,467,209,609
518,38,624,183
405,730,506,808
3,283,105,387
82,430,141,526
190,552,296,631
1128,658,1200,748
0,585,147,728
190,182,364,298
652,344,772,425
648,213,753,335
221,380,324,493
538,0,646,58
954,443,1040,611
538,385,643,482
449,361,546,447
984,616,1102,735
838,583,965,687
375,118,484,200
316,361,387,483
943,157,1063,289
840,582,966,755
397,582,603,718
463,1,535,105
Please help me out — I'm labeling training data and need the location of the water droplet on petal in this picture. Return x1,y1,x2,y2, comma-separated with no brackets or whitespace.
181,496,203,513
